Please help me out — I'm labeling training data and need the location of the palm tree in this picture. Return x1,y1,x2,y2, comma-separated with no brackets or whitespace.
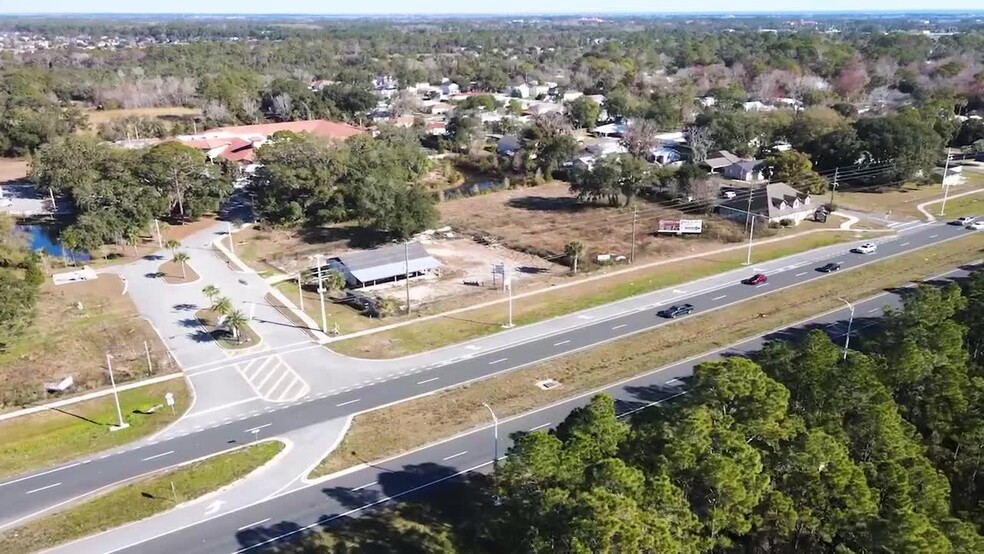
224,309,249,342
211,296,233,316
164,239,181,254
124,227,142,255
172,251,190,280
201,285,221,303
564,241,585,275
322,269,346,295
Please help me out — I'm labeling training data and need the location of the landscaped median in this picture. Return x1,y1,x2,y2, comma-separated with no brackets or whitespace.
0,380,190,479
0,441,283,552
196,309,260,349
330,230,882,358
311,231,984,478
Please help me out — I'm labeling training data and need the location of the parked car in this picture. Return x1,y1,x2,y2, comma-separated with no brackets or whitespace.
953,216,977,226
968,221,984,230
742,273,768,285
658,304,695,319
853,242,877,254
817,262,842,273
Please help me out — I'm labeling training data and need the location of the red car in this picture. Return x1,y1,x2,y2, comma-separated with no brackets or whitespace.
742,273,768,285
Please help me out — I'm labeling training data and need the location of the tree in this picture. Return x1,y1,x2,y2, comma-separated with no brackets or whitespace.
172,251,190,280
954,119,984,148
620,119,659,158
321,269,346,294
123,227,142,255
224,309,249,342
685,125,712,164
445,113,482,153
458,94,496,112
567,96,601,129
569,155,648,207
201,285,221,303
564,241,584,274
211,296,234,316
764,150,828,194
164,239,181,253
140,142,230,220
602,88,631,121
854,110,943,184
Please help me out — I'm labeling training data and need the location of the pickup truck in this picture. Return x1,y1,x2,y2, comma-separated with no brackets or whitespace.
658,304,695,319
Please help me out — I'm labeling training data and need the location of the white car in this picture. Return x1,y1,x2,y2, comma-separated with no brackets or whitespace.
853,242,877,254
968,221,984,230
954,216,977,226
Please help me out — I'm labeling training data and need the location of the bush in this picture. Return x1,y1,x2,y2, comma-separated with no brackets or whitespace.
780,218,793,227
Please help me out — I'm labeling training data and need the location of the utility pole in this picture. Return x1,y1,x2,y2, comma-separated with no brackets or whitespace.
144,341,153,375
502,264,514,328
630,205,638,264
315,256,328,334
297,272,304,311
837,298,855,360
404,241,411,315
743,185,756,266
154,219,163,248
106,353,128,430
482,402,499,463
829,167,839,206
939,152,953,217
227,221,235,254
48,188,56,212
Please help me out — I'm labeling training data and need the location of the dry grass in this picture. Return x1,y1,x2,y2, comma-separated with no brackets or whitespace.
196,309,260,350
835,175,984,219
0,441,282,552
331,230,875,358
0,158,29,183
81,106,201,127
0,275,176,411
159,260,200,284
938,191,984,219
313,232,984,477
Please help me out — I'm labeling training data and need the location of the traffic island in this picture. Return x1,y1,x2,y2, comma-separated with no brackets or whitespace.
195,309,260,350
158,260,199,285
311,232,984,478
0,441,284,553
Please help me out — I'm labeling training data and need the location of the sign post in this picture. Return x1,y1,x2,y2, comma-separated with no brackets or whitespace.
165,392,175,416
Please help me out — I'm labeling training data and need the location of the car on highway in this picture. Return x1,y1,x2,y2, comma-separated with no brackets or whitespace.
658,304,695,318
853,242,877,254
967,221,984,230
817,262,842,273
742,273,768,285
953,216,978,226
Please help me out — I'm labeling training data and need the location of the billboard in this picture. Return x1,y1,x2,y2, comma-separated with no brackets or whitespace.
657,219,703,235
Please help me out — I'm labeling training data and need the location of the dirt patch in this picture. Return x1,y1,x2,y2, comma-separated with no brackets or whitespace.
0,275,176,411
159,260,199,285
82,106,201,127
0,158,29,184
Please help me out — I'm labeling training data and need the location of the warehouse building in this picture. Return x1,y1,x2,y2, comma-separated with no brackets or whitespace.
325,242,441,289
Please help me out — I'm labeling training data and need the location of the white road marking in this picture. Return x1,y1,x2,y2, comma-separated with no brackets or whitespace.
244,423,272,434
900,242,910,247
665,378,683,386
795,271,808,277
417,377,439,385
489,358,508,365
553,340,570,346
0,462,80,489
464,345,482,351
712,295,727,301
336,398,361,407
929,234,938,239
529,422,552,431
672,289,687,294
612,324,627,330
756,282,769,288
868,308,880,314
237,518,271,531
25,482,61,495
576,315,593,320
141,450,174,462
442,451,468,461
351,481,378,491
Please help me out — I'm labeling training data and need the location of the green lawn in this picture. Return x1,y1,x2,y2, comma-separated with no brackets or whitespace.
938,191,984,219
331,230,877,358
0,380,190,479
0,441,283,552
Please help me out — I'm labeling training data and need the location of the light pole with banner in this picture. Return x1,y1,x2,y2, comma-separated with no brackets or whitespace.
482,402,499,462
837,297,855,360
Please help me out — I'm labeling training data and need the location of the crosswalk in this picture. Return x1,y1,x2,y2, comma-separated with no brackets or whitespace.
236,355,309,402
885,220,932,232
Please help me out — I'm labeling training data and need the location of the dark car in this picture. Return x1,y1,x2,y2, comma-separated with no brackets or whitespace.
816,262,842,273
658,304,695,319
742,273,768,285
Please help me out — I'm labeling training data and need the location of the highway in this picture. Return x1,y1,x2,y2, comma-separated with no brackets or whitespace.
0,221,976,529
98,262,979,554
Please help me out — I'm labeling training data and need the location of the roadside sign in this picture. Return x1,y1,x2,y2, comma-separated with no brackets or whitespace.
165,392,175,406
657,219,703,235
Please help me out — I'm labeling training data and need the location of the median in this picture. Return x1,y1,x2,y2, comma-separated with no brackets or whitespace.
0,441,284,552
312,232,984,478
331,230,882,358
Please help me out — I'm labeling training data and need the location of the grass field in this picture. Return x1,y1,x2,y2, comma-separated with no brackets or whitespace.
330,230,879,358
0,380,190,479
0,441,282,552
82,106,201,127
312,232,984,477
936,191,984,219
835,174,984,219
0,275,176,411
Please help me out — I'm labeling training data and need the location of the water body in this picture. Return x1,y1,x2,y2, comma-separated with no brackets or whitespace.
15,224,91,261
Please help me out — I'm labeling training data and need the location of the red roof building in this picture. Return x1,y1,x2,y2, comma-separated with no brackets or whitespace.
176,119,364,163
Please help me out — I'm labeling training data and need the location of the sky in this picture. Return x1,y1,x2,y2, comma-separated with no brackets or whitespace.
2,0,982,15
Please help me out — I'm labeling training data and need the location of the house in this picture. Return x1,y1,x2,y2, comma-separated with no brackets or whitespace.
530,85,551,98
424,102,454,115
326,242,441,289
585,138,627,157
425,121,447,136
935,165,967,186
511,84,531,99
722,159,766,182
174,119,364,164
562,91,584,102
525,102,562,117
743,101,775,112
590,122,629,138
701,151,746,173
717,182,816,226
440,80,460,97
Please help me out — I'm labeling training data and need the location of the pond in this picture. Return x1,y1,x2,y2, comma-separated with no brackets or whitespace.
16,224,91,261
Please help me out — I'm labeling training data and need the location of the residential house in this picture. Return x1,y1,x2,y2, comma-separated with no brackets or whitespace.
511,83,531,99
172,119,363,165
590,122,628,138
743,101,775,112
525,102,562,117
424,102,454,115
562,91,584,102
717,182,816,226
701,150,746,173
440,80,460,97
425,121,447,136
723,159,766,182
530,84,551,99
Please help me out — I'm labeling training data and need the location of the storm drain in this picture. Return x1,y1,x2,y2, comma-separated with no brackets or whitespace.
536,379,561,391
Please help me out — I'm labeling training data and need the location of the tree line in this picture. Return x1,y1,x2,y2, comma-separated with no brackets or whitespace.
358,272,984,553
0,216,44,353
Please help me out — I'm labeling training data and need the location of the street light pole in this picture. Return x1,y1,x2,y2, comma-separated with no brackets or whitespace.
315,256,328,334
482,402,499,462
837,297,854,360
296,272,304,311
404,241,411,315
742,185,756,266
939,152,953,217
502,263,514,328
106,353,128,430
227,221,235,254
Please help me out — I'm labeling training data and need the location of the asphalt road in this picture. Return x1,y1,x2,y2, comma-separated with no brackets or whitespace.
102,262,980,554
0,221,976,529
